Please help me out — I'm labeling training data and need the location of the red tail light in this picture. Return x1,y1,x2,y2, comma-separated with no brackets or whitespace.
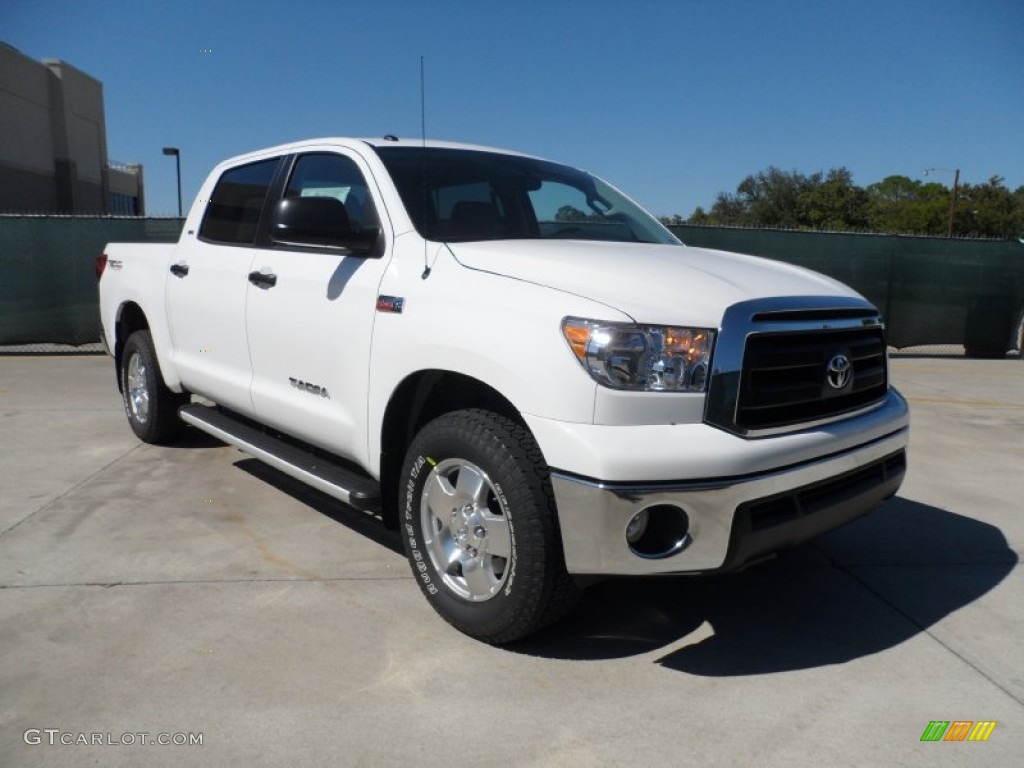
95,253,108,280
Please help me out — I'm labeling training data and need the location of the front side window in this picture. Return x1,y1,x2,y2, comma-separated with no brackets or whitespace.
284,153,378,232
199,158,279,244
374,147,678,245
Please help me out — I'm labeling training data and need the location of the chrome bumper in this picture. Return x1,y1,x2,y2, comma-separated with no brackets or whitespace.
550,427,908,575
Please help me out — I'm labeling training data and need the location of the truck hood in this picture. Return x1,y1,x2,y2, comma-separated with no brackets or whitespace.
447,240,858,326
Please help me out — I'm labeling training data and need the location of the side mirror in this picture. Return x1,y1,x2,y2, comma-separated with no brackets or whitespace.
270,197,379,254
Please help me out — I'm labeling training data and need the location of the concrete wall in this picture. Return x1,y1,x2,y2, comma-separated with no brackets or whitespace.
0,43,142,214
0,44,60,211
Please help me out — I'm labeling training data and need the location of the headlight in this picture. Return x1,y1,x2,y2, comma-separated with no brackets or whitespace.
562,317,714,392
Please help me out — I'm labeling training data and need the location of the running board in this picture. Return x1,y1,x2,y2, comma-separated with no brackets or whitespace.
179,404,380,512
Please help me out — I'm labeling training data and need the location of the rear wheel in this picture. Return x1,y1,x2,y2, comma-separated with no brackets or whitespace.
400,409,579,643
120,330,187,443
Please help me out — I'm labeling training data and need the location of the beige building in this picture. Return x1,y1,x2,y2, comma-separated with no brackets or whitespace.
0,42,144,214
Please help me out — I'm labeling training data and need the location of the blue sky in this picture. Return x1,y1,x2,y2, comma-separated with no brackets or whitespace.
4,0,1022,217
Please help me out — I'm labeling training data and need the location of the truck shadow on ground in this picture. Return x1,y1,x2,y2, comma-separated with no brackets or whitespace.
233,458,405,556
163,429,228,449
212,454,1017,676
513,497,1017,675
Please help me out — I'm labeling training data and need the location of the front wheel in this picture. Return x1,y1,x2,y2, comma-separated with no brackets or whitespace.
400,409,579,643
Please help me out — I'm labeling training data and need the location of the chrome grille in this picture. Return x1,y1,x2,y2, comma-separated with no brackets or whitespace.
736,328,887,429
705,297,890,435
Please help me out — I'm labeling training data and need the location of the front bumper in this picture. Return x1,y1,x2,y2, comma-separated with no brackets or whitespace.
550,426,908,575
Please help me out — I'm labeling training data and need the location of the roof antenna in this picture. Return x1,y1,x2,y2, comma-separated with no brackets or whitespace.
420,55,431,280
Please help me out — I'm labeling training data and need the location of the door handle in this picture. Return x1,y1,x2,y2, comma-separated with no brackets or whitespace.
248,270,277,288
169,263,189,278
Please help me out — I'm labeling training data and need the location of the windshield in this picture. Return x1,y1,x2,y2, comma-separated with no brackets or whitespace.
374,147,680,245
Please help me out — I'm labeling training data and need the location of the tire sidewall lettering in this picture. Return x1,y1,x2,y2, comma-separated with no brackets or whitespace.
404,454,439,596
493,481,518,596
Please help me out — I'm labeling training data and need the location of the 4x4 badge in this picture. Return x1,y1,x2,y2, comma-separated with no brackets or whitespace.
376,295,405,313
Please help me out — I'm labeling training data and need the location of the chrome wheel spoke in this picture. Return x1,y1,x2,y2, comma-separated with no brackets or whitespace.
126,353,149,422
427,523,458,571
480,511,511,560
455,465,487,507
424,471,457,515
419,457,513,603
461,557,495,598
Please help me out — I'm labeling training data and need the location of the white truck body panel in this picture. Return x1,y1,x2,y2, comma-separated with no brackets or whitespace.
448,239,853,327
166,242,256,413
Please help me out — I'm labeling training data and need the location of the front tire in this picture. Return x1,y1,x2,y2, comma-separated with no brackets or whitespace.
400,409,579,643
120,330,187,443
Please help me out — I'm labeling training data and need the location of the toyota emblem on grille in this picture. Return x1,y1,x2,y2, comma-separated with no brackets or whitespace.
826,354,852,389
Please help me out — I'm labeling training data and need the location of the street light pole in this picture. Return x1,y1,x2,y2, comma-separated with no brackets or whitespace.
162,147,182,217
923,167,960,238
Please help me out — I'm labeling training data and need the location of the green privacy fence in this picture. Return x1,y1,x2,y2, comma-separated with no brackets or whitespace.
1,217,1021,354
0,216,184,346
670,225,1024,356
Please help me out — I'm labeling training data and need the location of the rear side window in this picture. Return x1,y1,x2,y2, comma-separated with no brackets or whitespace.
199,158,279,244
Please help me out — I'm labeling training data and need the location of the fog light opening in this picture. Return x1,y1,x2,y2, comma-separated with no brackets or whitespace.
626,504,690,559
625,509,649,544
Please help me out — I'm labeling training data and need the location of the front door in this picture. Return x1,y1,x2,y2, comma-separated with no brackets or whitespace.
246,150,391,465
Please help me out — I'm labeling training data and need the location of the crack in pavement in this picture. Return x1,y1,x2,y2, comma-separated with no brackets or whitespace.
813,542,1024,708
0,442,144,539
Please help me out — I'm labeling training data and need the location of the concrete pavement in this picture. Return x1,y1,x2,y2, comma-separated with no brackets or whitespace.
1,354,1021,766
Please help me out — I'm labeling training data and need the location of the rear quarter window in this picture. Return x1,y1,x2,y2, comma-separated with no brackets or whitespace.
199,158,280,244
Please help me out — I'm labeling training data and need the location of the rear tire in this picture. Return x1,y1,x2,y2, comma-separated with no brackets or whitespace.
399,409,579,643
120,330,187,443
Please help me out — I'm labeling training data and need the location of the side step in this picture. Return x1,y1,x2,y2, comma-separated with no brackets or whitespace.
179,404,381,512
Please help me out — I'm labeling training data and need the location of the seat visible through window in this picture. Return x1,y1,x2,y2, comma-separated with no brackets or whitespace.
448,200,510,241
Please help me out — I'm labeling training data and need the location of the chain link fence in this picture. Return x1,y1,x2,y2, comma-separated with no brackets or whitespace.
1,218,1021,359
0,342,105,355
0,215,183,351
670,225,1024,359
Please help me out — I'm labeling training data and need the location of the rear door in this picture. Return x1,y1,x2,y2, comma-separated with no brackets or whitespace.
245,149,391,465
166,157,281,414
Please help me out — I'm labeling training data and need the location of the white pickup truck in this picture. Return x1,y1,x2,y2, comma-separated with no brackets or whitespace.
98,137,909,643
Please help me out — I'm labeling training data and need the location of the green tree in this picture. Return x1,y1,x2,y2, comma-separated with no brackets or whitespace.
685,207,711,225
555,205,587,222
954,176,1023,238
695,166,868,230
734,167,809,228
1015,186,1024,238
687,168,1024,238
706,190,747,224
798,168,870,231
865,176,947,234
